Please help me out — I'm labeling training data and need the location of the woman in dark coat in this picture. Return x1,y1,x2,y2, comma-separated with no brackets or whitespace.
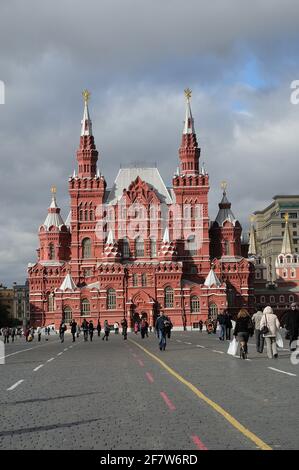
233,309,254,359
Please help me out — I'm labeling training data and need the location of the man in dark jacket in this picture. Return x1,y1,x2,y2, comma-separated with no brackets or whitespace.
155,311,168,351
70,320,77,342
89,321,94,342
217,313,226,341
121,317,128,340
282,303,299,351
81,319,89,341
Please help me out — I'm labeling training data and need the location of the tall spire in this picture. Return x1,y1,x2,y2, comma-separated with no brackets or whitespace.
281,213,294,254
81,89,92,136
76,90,98,178
248,216,257,257
179,89,200,175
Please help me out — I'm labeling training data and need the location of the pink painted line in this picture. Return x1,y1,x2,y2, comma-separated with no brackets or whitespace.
146,372,154,383
138,359,144,367
160,392,176,411
191,435,208,450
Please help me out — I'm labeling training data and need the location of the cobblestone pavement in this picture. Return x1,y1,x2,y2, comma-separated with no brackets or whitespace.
0,331,298,450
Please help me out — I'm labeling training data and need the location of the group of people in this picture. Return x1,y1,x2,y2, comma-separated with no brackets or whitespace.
0,327,21,343
58,318,129,343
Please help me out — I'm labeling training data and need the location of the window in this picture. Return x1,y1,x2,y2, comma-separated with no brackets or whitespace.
133,274,138,287
293,223,297,228
150,238,157,258
84,268,92,277
283,269,288,278
191,296,200,313
164,287,174,308
107,289,116,310
141,273,147,287
187,235,197,256
289,295,294,303
49,243,55,260
209,303,218,320
63,306,72,322
48,293,55,312
255,270,261,279
279,295,285,303
82,238,91,258
281,223,285,228
260,296,265,304
81,298,90,316
123,238,130,258
270,296,275,304
135,237,144,257
293,231,297,236
291,269,296,278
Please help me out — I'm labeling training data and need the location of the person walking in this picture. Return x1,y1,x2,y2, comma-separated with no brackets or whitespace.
114,322,119,334
224,312,233,340
165,317,173,339
121,317,128,340
102,320,110,341
140,318,147,339
3,327,10,344
217,312,226,341
59,321,67,343
96,321,101,337
37,326,42,342
260,306,280,359
134,321,139,335
81,319,89,342
155,311,168,351
213,319,217,334
76,324,81,338
89,320,94,342
282,302,299,351
233,309,254,359
199,320,203,332
252,305,265,353
70,320,77,342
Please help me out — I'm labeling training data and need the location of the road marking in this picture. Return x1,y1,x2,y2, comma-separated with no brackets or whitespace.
177,340,182,343
146,372,154,383
47,358,55,363
57,352,63,356
196,345,205,349
69,346,73,349
7,380,24,391
129,339,272,451
191,435,208,450
184,342,192,345
0,342,53,360
138,359,144,367
64,348,68,351
212,350,224,354
160,392,176,411
268,367,297,377
33,364,44,372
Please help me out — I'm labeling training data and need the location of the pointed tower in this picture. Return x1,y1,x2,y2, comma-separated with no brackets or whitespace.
281,213,294,255
275,213,299,282
38,187,71,262
104,230,120,260
158,227,177,259
179,88,200,175
248,216,257,258
76,90,98,178
210,182,242,258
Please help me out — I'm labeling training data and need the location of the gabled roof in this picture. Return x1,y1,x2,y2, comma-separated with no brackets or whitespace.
204,269,221,288
59,273,77,291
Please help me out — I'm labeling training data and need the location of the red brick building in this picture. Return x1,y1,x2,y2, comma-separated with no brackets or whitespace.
28,90,254,329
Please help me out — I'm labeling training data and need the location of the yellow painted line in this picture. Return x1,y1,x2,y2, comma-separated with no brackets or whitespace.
129,339,272,451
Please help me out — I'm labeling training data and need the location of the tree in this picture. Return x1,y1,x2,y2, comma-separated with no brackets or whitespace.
0,303,10,328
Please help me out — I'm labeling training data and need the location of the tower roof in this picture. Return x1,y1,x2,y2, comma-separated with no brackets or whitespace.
81,89,93,136
59,273,77,291
204,268,221,288
248,220,257,256
183,89,195,135
281,214,294,254
42,187,65,230
215,185,237,226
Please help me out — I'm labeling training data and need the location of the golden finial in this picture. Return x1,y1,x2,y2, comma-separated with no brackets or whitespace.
284,212,289,223
221,180,227,192
184,88,192,100
82,89,91,103
51,186,56,195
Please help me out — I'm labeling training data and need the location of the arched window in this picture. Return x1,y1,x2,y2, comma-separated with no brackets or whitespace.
141,273,147,287
49,243,55,260
81,298,90,316
164,287,174,308
135,237,144,257
286,256,292,264
133,274,138,287
260,295,265,304
191,296,200,313
209,303,218,320
84,210,88,221
107,289,116,310
82,238,91,258
291,269,296,278
123,238,130,258
289,295,294,303
48,293,55,312
150,238,157,258
224,240,230,256
283,269,288,278
90,210,94,221
279,256,284,264
187,235,197,256
63,306,72,322
270,296,275,304
279,295,285,303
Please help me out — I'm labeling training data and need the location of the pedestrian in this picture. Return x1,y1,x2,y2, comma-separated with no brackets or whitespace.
155,311,168,351
70,320,77,342
121,317,128,340
140,318,147,339
224,311,233,340
59,321,67,343
11,327,16,343
233,308,254,359
76,325,81,338
81,319,89,341
37,326,42,342
252,305,265,353
25,328,30,342
89,320,94,342
282,302,299,351
114,321,119,334
165,316,173,339
102,320,110,341
96,321,101,337
213,319,217,334
260,306,280,359
3,327,10,344
217,312,226,341
134,321,139,335
199,320,203,332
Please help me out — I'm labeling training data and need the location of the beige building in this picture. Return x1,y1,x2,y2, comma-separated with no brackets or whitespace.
0,282,30,326
252,195,299,282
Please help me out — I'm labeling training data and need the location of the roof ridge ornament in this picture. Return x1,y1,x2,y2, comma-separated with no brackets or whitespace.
82,89,91,103
221,180,227,194
184,88,192,101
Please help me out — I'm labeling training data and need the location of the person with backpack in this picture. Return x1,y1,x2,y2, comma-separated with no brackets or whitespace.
102,320,110,341
155,311,168,351
233,308,254,359
260,306,280,359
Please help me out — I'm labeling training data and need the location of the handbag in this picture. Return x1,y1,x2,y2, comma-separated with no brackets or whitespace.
260,314,269,335
227,337,238,356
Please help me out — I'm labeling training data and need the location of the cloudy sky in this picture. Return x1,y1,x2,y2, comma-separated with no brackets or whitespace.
0,0,299,285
